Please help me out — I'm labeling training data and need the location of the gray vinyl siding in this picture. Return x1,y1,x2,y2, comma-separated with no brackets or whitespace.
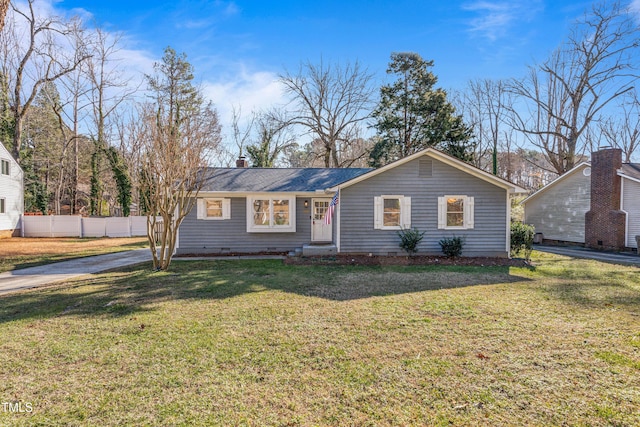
622,178,640,248
177,197,312,254
0,145,23,233
339,156,509,257
524,169,590,243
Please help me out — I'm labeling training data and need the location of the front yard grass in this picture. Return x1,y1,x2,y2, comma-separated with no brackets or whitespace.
0,237,148,272
0,251,638,426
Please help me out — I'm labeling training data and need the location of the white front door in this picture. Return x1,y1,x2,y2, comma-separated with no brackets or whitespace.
311,199,333,243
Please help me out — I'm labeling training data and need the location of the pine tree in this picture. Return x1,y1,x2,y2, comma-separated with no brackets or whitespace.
370,53,473,166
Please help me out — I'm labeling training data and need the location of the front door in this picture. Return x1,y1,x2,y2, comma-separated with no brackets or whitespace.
311,198,332,243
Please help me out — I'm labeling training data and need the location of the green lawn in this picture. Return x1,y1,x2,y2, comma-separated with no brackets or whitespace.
0,237,148,273
0,252,638,426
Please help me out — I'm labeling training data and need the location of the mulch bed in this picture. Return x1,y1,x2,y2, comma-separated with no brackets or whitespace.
284,254,529,267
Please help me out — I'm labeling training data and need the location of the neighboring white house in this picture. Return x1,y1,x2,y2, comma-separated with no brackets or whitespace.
523,148,640,250
522,162,591,244
0,143,23,237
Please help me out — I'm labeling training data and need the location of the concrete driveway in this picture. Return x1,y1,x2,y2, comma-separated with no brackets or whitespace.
535,245,640,267
0,249,152,296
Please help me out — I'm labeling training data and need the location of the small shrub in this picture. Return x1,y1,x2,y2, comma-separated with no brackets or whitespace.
510,222,535,260
439,235,465,258
398,227,425,256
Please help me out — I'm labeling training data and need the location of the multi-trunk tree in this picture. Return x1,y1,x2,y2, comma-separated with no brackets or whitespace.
139,47,221,270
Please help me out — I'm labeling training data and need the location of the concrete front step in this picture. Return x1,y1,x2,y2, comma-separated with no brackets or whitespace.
302,244,337,256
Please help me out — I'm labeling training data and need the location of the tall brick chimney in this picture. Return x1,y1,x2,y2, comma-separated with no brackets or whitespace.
584,148,626,250
235,156,249,168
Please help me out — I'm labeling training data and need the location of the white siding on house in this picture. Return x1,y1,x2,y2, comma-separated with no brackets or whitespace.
622,177,640,248
0,144,23,234
524,167,590,243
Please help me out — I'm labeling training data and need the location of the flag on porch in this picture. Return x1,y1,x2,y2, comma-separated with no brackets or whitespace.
323,191,339,225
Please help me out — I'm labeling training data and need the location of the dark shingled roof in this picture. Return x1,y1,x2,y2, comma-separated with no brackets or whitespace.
199,167,373,192
621,163,640,181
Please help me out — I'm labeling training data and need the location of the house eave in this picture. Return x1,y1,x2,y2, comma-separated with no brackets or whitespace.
196,190,327,198
618,170,640,184
328,148,526,194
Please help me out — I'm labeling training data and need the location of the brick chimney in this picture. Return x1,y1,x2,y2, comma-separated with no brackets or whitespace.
235,156,249,168
585,148,626,250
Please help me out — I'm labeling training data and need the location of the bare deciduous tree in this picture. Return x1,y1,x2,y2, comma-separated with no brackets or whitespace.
85,28,138,216
280,59,374,167
230,105,254,159
3,0,89,163
245,108,296,167
507,1,639,175
0,0,9,33
598,91,640,162
459,79,512,174
139,47,221,271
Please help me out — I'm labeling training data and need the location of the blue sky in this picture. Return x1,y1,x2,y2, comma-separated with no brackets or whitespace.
49,0,623,126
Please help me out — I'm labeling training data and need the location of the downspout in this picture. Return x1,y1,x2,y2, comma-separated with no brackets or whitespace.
506,189,512,258
336,187,341,253
621,177,628,248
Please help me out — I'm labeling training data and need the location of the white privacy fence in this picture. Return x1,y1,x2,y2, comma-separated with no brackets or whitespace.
21,215,154,238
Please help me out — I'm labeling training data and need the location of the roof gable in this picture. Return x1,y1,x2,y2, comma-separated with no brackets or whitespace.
0,144,21,169
522,160,640,204
521,162,590,205
332,148,526,193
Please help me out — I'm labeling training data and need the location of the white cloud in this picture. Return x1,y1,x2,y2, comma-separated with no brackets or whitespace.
630,0,640,19
462,1,541,41
12,0,285,149
221,1,240,17
202,67,287,131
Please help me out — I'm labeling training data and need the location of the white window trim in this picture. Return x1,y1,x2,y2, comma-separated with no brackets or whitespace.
197,198,231,220
0,197,5,214
374,195,411,230
438,195,475,230
246,195,296,233
1,159,9,176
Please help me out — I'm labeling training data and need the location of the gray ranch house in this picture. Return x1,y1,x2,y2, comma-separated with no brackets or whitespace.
0,143,23,238
176,148,526,257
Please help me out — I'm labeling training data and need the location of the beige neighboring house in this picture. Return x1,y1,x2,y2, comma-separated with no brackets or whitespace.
523,148,640,250
0,143,23,238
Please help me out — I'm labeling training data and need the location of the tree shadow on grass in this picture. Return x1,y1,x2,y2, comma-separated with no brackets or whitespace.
0,260,532,324
530,256,640,308
541,274,640,309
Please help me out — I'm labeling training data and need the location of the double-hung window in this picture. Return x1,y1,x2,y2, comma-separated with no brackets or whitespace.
197,198,230,220
438,196,474,229
1,159,9,175
247,196,296,232
374,195,411,230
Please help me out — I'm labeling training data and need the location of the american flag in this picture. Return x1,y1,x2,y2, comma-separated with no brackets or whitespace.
323,191,339,225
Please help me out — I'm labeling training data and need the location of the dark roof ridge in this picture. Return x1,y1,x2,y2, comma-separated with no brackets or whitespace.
204,166,372,170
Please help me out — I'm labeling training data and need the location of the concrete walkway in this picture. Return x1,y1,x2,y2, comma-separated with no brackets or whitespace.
535,244,640,267
0,249,152,295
